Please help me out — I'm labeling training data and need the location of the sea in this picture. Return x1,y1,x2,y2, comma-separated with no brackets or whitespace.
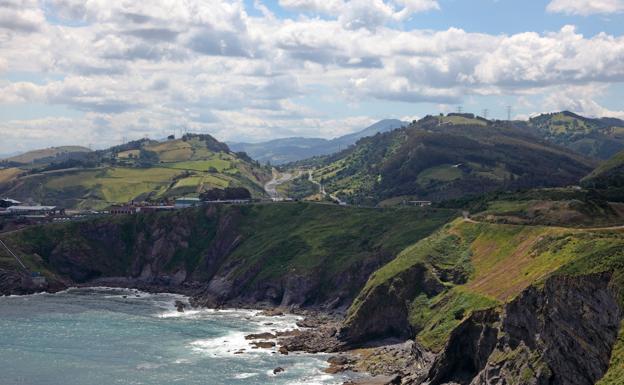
0,287,356,385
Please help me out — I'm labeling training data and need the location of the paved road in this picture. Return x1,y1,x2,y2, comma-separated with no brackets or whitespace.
264,169,299,201
307,171,347,205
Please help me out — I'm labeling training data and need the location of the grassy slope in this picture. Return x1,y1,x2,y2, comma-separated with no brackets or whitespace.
4,146,91,164
0,203,457,299
0,136,270,209
346,219,624,352
307,118,593,205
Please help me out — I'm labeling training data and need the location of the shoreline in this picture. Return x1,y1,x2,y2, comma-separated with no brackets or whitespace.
2,281,418,385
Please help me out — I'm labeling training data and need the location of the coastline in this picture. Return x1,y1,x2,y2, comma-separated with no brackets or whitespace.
1,282,413,385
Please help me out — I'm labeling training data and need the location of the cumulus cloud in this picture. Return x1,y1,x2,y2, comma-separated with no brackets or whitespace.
547,0,624,15
544,84,624,118
0,0,623,153
278,0,439,30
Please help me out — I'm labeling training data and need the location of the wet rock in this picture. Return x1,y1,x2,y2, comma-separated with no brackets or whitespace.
251,341,276,349
175,300,186,312
273,367,285,374
244,332,276,340
278,346,289,355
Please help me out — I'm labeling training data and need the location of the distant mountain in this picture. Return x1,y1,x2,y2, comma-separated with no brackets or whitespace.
305,114,594,205
0,134,270,209
228,119,407,165
528,111,624,159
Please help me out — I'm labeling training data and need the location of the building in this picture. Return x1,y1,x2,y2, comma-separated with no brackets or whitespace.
109,205,140,215
408,200,432,207
6,205,58,216
175,197,201,208
0,198,21,208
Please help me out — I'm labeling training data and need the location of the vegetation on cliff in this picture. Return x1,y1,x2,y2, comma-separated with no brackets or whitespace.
0,203,456,308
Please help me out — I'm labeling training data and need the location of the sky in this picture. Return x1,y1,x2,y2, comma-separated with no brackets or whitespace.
1,0,624,153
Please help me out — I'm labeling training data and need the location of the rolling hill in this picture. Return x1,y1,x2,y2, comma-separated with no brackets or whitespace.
228,119,406,165
582,149,624,189
1,146,92,166
528,111,624,159
0,134,270,209
302,114,595,205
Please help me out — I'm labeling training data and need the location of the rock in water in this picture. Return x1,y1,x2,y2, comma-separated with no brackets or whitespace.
273,367,285,374
174,300,186,313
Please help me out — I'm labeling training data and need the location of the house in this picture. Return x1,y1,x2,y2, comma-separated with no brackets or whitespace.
408,200,432,207
109,205,140,215
175,197,201,208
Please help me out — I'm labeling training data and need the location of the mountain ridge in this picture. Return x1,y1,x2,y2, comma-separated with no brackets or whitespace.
228,119,407,165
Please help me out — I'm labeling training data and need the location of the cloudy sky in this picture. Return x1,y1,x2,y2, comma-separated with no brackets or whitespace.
1,0,624,153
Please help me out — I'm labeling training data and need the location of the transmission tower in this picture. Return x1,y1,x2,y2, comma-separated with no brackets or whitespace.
482,109,489,119
457,106,463,114
506,106,512,121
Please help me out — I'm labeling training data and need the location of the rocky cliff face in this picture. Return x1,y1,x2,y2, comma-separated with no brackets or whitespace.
2,204,452,311
340,262,445,345
421,272,622,385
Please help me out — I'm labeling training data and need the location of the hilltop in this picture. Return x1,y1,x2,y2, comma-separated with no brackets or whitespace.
300,114,595,205
1,146,92,165
0,134,270,209
229,119,406,165
528,111,624,159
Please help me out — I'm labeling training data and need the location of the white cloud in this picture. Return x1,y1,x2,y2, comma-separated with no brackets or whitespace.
278,0,439,30
544,84,624,119
547,0,624,15
0,1,624,153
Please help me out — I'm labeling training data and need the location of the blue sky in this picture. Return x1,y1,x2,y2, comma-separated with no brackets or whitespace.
0,0,623,153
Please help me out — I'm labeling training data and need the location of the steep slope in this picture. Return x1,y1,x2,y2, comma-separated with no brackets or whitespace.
342,219,624,349
308,115,594,205
0,203,455,308
229,119,406,165
0,134,270,209
341,217,624,383
529,111,624,159
582,149,624,189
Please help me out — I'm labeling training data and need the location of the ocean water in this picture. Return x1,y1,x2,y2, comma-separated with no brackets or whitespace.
0,288,354,385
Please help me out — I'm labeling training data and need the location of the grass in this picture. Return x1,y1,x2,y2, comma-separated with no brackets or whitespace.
417,164,463,185
346,218,624,352
0,167,22,183
597,322,624,385
441,116,487,126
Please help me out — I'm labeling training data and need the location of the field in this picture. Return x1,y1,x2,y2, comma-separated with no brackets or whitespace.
0,168,22,184
0,135,271,209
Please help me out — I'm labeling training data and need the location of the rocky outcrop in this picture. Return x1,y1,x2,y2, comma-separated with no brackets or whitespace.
419,272,622,385
340,262,445,345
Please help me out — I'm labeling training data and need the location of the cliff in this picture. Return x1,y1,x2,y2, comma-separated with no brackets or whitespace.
0,203,455,311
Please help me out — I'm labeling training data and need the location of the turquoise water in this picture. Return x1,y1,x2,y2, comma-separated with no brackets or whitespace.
0,288,353,385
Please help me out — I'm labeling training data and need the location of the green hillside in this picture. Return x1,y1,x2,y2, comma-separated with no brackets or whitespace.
0,134,270,209
0,203,457,307
1,146,92,165
582,149,624,189
529,111,624,159
303,114,594,205
343,218,624,351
